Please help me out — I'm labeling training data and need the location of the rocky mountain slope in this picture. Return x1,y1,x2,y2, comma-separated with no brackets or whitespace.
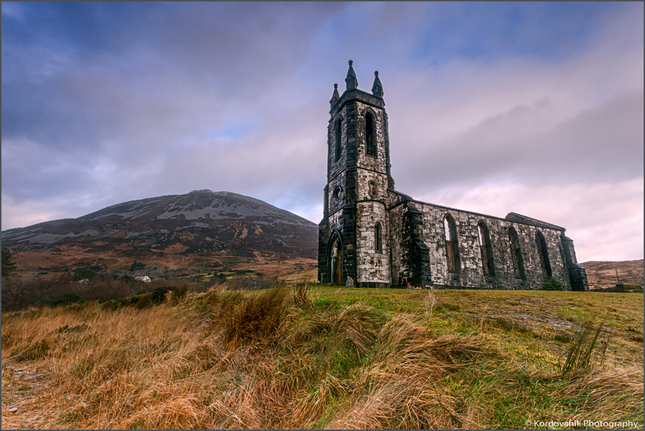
2,190,318,276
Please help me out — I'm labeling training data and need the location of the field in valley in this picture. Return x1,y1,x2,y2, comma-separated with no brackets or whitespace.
2,282,642,430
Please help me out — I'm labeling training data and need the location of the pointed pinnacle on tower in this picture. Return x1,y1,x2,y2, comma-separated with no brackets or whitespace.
345,60,358,90
330,83,340,107
372,70,383,97
371,70,383,97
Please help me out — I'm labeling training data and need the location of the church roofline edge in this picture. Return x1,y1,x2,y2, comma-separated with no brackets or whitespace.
388,192,566,233
504,212,565,231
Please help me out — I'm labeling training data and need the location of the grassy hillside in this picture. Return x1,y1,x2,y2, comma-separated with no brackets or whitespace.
581,259,644,290
2,283,643,429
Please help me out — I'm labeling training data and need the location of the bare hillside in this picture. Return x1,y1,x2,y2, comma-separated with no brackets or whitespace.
581,259,644,289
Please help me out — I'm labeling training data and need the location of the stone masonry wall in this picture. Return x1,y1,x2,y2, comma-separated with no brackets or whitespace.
355,202,390,286
400,201,572,290
388,204,405,287
328,107,347,183
354,104,389,172
387,201,432,288
327,172,347,217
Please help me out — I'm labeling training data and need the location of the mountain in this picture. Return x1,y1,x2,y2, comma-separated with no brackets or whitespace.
2,190,318,277
580,259,644,290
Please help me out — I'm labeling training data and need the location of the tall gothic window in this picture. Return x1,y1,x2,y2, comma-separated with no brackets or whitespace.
335,117,342,162
535,231,552,278
375,222,382,253
365,111,376,157
508,227,526,279
478,222,495,276
444,215,460,272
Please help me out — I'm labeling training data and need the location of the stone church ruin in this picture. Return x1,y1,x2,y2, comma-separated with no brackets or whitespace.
318,61,589,291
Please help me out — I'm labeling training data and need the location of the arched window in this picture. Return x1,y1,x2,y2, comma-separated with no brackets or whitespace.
478,222,495,276
365,111,376,157
334,117,342,162
444,215,460,272
375,222,382,253
508,227,526,279
535,231,552,278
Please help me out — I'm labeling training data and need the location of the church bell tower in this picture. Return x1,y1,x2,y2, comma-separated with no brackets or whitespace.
318,61,394,287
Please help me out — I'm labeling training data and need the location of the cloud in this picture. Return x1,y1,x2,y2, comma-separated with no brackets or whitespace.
393,88,643,195
421,179,643,263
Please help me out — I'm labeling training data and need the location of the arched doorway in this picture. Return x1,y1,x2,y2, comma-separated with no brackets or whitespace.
330,234,342,285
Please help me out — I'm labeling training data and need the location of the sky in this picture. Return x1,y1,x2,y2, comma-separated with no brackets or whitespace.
2,2,643,262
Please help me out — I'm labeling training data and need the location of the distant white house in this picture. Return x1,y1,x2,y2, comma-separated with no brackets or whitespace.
135,275,151,283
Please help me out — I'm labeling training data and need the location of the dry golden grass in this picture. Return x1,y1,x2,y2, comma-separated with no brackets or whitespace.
2,284,643,429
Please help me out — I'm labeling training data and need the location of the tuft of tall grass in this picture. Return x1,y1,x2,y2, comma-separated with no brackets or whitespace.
333,303,380,359
292,279,312,309
424,291,437,317
328,314,482,429
557,367,644,419
224,286,288,344
561,320,605,377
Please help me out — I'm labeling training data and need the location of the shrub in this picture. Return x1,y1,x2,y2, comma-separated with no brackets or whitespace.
40,293,83,307
133,292,155,309
150,287,172,304
100,299,120,311
2,249,17,278
171,284,188,304
73,268,96,281
130,261,146,272
121,274,136,283
98,285,179,310
542,277,563,291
